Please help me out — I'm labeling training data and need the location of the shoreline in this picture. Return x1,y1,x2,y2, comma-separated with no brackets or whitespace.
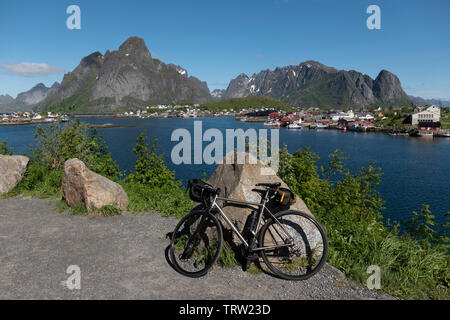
1,115,449,138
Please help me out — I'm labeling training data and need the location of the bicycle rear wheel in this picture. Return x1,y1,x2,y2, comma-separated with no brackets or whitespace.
259,210,328,280
170,210,223,277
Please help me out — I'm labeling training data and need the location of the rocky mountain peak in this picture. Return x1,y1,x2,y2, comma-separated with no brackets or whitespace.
118,36,152,60
373,69,407,103
36,36,211,112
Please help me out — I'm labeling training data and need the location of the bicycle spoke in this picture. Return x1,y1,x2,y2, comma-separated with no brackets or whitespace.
170,211,223,277
259,211,328,280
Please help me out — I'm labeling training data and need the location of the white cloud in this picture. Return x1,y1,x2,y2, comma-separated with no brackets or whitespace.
0,62,64,77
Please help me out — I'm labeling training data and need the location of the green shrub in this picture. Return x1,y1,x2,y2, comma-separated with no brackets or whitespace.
0,140,13,155
120,133,193,218
126,133,175,187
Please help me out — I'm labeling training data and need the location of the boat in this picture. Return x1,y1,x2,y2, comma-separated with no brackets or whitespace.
409,129,433,138
264,120,281,127
287,121,302,129
316,123,328,129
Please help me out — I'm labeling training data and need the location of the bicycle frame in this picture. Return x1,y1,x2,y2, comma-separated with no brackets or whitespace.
209,192,295,252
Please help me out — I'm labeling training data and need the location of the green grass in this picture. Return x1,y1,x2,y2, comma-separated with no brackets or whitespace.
1,163,62,199
120,181,194,219
99,205,122,216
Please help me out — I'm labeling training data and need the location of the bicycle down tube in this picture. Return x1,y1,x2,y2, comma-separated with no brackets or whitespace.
210,195,296,251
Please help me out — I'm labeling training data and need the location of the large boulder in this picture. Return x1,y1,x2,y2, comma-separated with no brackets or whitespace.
207,152,315,246
0,155,29,195
62,158,128,211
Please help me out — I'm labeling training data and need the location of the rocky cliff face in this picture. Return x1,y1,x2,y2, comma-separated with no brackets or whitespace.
39,37,212,112
224,61,411,109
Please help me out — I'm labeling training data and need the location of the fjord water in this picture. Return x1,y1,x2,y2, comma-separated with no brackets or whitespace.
1,117,449,228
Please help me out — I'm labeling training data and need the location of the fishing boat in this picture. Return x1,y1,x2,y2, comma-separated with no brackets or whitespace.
316,122,328,129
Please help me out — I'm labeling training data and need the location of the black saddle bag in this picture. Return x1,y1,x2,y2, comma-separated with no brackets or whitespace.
273,187,296,206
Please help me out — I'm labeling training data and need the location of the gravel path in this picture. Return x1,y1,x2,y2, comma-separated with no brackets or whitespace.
0,197,393,300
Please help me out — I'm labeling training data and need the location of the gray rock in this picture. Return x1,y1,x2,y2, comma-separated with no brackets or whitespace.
61,158,129,211
0,155,29,194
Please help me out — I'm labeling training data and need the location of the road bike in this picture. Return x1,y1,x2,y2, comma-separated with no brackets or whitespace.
169,180,328,280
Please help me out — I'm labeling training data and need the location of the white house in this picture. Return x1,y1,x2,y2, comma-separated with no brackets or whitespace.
411,105,440,125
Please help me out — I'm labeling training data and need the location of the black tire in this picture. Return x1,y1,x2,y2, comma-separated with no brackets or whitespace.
259,210,328,280
169,210,223,277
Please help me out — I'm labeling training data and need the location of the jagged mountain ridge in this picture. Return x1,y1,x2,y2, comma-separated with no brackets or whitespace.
16,82,59,105
0,82,59,113
38,37,212,112
223,60,412,109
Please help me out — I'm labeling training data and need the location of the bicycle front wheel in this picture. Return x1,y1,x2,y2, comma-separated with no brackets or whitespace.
259,210,328,280
170,210,223,277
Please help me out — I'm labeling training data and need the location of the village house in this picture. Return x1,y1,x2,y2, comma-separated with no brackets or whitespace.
411,105,440,125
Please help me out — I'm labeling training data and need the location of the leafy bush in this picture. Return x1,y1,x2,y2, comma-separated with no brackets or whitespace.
126,133,175,187
121,133,193,218
4,121,119,199
278,147,449,299
0,140,13,155
31,120,119,177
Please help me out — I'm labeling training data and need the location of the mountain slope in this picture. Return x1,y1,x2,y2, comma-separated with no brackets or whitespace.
224,61,412,109
38,37,212,112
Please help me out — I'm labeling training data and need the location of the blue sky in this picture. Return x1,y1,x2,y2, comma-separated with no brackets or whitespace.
0,0,449,99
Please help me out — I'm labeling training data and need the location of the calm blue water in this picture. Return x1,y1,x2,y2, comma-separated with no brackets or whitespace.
1,117,449,228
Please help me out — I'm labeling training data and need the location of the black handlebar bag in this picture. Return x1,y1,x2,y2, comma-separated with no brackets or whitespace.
188,179,212,203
